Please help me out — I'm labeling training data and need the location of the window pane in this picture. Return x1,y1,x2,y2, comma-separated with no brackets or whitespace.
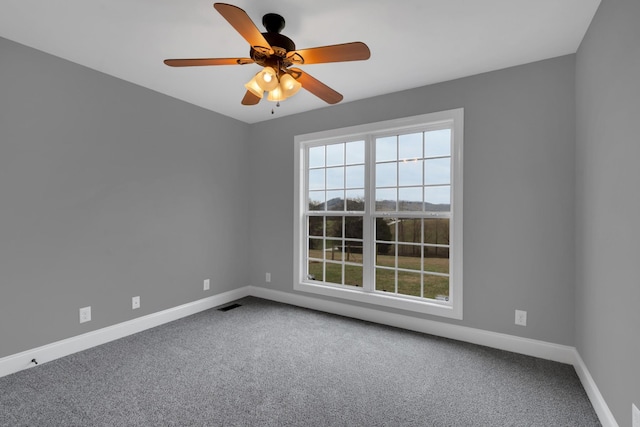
398,271,422,297
376,218,394,241
376,136,397,162
399,133,423,160
346,140,365,165
424,218,450,245
346,190,365,211
308,239,324,260
326,216,342,238
326,166,344,189
424,186,450,210
345,165,364,188
397,244,421,270
345,265,363,287
376,188,397,211
376,244,396,267
397,219,422,243
376,242,393,259
343,240,363,263
308,169,325,190
308,216,323,237
326,243,343,261
307,260,323,281
425,158,450,185
326,143,344,166
309,145,325,168
425,246,449,262
424,247,449,274
398,187,423,211
376,268,395,292
376,162,397,187
376,218,394,260
325,262,342,285
398,159,423,186
344,217,363,239
309,191,325,211
308,237,324,251
425,129,451,158
326,190,344,211
424,274,449,300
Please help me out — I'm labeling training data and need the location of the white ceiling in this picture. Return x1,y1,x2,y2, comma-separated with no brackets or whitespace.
1,0,600,124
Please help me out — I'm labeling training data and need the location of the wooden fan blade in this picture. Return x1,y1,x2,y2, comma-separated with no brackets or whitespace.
287,42,370,65
214,3,274,55
164,58,253,67
289,68,343,104
241,90,262,105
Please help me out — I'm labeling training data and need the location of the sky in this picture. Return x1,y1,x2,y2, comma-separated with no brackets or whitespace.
308,129,452,209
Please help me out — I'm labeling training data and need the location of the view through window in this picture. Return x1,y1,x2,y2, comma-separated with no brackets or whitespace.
294,109,463,318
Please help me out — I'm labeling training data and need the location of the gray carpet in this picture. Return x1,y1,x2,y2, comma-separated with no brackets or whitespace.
0,297,600,426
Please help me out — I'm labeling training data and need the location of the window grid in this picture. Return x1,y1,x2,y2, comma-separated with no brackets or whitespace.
369,128,452,301
307,141,366,213
295,109,463,318
305,129,452,301
306,140,366,288
374,217,451,300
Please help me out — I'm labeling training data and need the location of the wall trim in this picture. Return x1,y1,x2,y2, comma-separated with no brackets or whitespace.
572,350,619,427
0,287,249,379
249,286,575,364
0,285,617,426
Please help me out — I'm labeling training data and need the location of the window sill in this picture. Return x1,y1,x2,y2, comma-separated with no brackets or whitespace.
294,281,462,319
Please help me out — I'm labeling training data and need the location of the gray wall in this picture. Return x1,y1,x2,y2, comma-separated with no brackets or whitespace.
249,55,577,345
575,0,640,425
3,5,638,422
0,37,251,358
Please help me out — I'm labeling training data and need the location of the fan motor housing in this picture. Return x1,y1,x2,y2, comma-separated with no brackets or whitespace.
263,32,295,53
249,13,295,60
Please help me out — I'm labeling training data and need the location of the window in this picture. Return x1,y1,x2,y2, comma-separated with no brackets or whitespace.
294,109,463,319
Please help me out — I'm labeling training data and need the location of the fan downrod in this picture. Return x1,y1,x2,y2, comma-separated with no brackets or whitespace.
262,13,285,33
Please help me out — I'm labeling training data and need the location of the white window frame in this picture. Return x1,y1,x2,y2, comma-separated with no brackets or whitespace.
293,109,463,319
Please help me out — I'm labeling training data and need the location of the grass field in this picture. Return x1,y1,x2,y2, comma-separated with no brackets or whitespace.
307,249,449,299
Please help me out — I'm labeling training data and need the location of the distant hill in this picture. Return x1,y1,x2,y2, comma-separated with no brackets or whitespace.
319,198,449,212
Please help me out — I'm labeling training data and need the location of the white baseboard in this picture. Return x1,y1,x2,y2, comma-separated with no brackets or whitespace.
0,287,249,379
572,350,619,427
0,285,618,427
248,286,576,364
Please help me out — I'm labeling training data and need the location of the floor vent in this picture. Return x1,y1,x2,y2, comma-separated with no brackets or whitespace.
218,303,242,312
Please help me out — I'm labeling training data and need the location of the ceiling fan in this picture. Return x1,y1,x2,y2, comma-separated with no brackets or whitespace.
164,3,371,106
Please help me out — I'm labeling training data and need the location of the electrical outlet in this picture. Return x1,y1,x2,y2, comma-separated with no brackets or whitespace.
515,309,527,326
633,403,639,427
79,306,91,323
203,279,210,291
132,296,140,310
265,272,271,283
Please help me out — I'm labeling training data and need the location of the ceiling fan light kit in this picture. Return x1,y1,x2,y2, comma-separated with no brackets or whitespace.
280,74,302,97
267,85,285,102
254,66,279,91
244,74,264,99
164,3,370,107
